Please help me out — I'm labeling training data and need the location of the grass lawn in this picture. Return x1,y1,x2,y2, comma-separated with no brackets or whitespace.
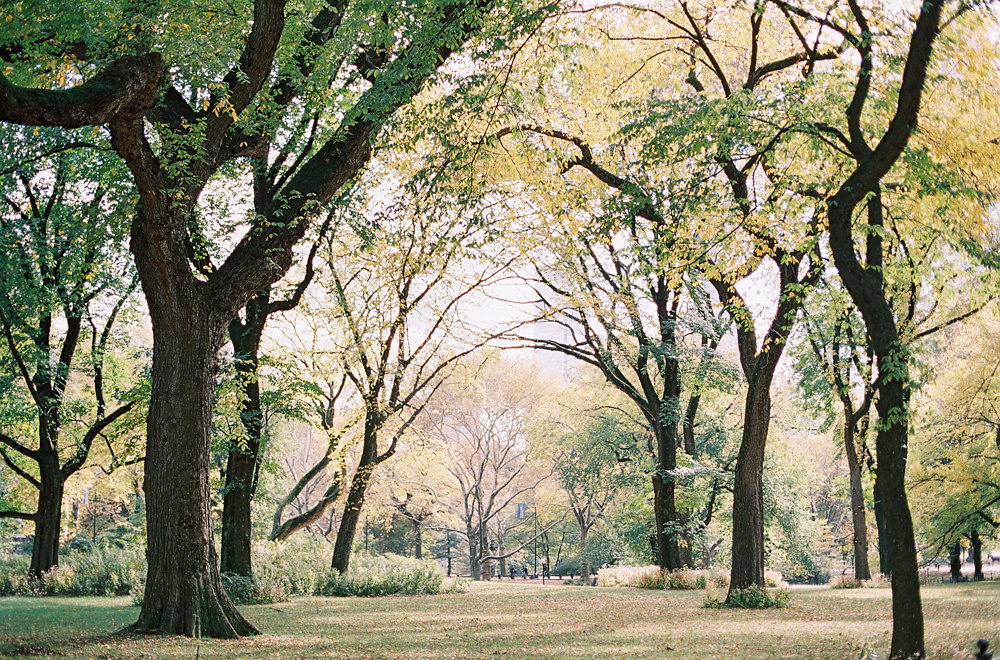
0,581,997,658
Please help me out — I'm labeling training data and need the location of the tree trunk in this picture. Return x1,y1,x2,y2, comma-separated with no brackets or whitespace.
872,375,923,658
970,531,984,580
652,359,684,571
843,418,871,581
496,534,505,576
220,315,264,578
29,463,63,577
579,525,590,580
412,518,423,560
132,297,257,638
830,177,932,656
652,460,682,570
872,476,891,575
949,542,963,580
727,374,771,596
331,416,380,573
469,536,481,580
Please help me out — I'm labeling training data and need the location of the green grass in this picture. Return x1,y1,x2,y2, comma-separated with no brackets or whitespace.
0,581,998,658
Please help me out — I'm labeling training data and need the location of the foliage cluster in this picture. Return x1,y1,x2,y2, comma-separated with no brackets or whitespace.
596,565,723,590
829,573,890,589
0,547,144,597
704,585,791,609
315,553,463,597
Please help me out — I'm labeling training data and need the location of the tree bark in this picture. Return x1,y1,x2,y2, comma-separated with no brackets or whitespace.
30,465,63,577
131,284,257,638
652,444,683,570
412,517,423,560
331,414,380,573
822,3,943,651
970,531,984,580
843,419,871,581
727,372,771,595
949,542,963,580
469,523,481,580
579,525,590,580
872,476,891,575
220,312,265,578
652,356,684,571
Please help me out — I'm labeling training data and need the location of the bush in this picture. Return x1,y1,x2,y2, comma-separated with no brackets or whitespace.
596,565,661,588
0,547,144,596
315,553,451,597
221,572,285,605
829,574,860,589
595,565,710,590
251,537,329,596
764,569,788,589
830,573,890,589
552,556,580,577
704,585,790,609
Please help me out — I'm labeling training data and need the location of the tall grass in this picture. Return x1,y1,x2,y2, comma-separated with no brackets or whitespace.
0,547,145,596
316,553,462,597
595,565,716,590
595,565,787,591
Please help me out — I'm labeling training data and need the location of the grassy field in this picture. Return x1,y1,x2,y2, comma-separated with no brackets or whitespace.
0,581,997,659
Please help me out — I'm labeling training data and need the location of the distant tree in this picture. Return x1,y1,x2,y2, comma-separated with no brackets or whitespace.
913,308,1000,581
553,411,635,579
420,361,551,580
796,296,877,580
0,134,143,576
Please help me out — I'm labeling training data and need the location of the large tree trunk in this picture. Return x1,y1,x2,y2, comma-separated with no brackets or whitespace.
29,462,63,577
220,315,264,577
578,525,590,580
652,460,682,570
469,532,481,580
727,374,771,596
843,419,871,581
412,518,423,560
132,293,257,638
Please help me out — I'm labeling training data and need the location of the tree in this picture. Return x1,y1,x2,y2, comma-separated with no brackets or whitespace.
796,295,877,580
0,133,142,576
485,1,840,593
219,211,330,578
912,307,1000,582
419,359,551,580
0,0,550,637
508,206,725,570
552,409,635,579
783,0,967,654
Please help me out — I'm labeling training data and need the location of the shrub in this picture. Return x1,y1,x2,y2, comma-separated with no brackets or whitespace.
764,569,788,589
552,556,580,577
251,537,328,596
596,565,710,590
830,573,890,589
829,574,860,589
704,585,790,609
221,572,285,605
315,554,447,597
0,547,144,597
596,565,661,588
707,569,730,588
